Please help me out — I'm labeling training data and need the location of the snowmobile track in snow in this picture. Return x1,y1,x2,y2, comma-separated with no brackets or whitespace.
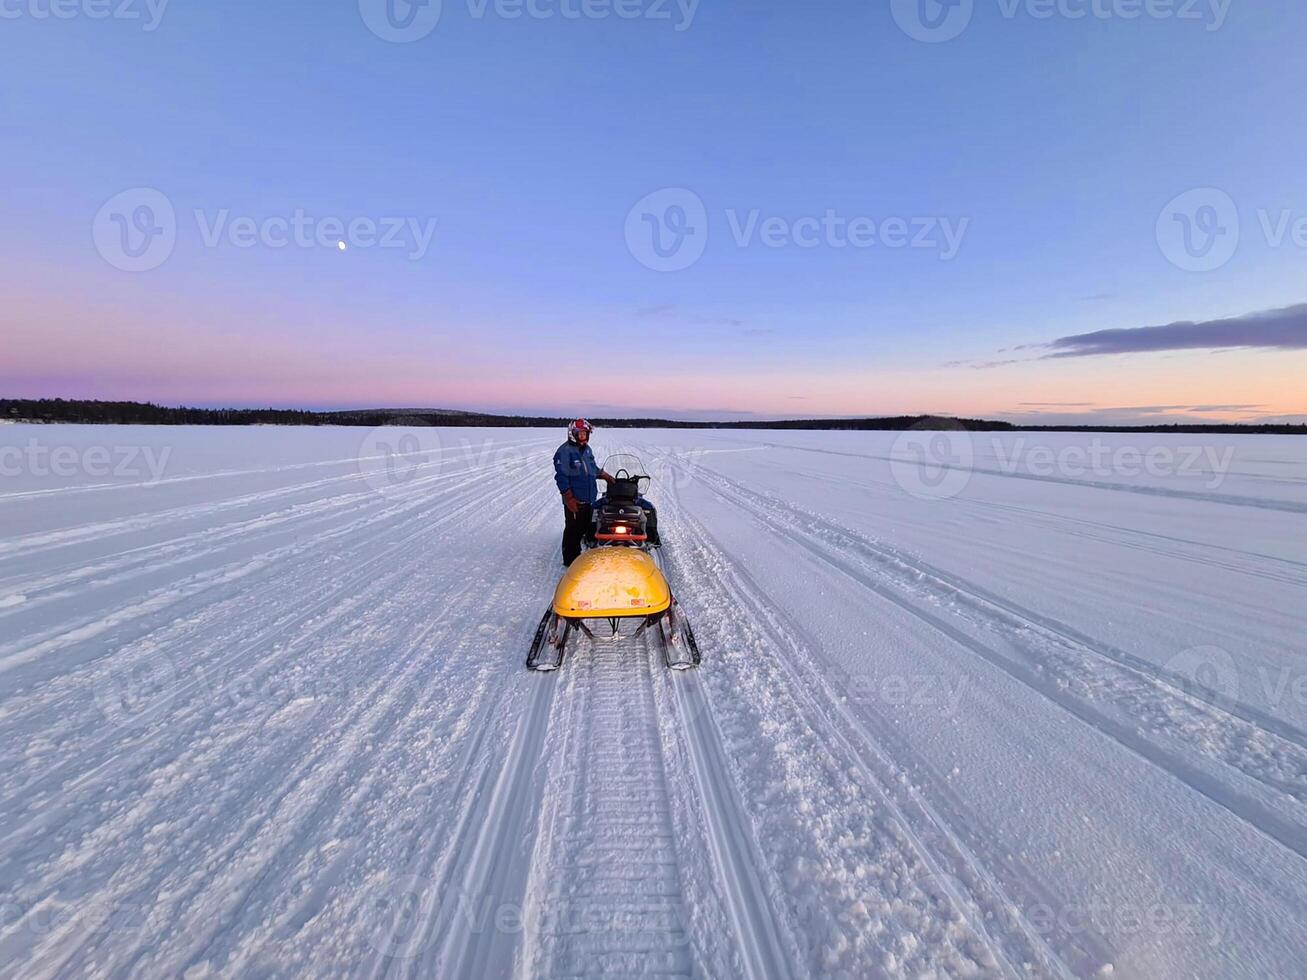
6,428,1306,978
708,462,1307,754
524,638,694,977
737,436,1307,516
668,671,800,980
657,468,1079,977
0,463,536,835
684,459,1307,863
412,677,556,979
650,460,1050,976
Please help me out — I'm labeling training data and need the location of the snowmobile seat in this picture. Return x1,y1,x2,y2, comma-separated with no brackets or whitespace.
606,475,641,503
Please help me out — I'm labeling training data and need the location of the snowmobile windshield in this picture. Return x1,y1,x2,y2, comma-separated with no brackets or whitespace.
602,454,651,495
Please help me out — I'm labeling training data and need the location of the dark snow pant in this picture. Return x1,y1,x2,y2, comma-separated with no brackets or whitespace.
561,503,593,567
643,505,660,545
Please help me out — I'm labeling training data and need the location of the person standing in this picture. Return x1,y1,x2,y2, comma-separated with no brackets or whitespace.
553,418,611,566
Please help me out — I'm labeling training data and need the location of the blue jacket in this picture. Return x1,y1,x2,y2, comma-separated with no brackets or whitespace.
554,441,601,504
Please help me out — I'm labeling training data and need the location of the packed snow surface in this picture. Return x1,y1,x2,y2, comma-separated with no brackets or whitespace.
1,425,1305,978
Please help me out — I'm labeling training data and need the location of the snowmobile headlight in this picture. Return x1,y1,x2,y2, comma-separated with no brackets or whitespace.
615,526,628,534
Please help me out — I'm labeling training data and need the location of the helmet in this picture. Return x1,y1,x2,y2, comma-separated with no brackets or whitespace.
568,418,593,443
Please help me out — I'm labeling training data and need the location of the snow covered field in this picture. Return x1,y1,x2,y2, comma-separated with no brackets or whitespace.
1,424,1305,978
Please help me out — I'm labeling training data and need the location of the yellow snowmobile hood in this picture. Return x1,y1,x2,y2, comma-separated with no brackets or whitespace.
552,548,672,619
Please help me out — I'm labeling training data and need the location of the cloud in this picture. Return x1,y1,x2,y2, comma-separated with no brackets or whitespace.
948,302,1307,370
999,402,1283,427
570,400,769,421
636,305,746,329
1097,405,1197,414
1007,403,1264,417
1043,303,1307,358
943,358,1022,370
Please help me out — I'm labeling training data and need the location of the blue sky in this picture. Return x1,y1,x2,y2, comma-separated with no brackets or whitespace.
2,0,1305,422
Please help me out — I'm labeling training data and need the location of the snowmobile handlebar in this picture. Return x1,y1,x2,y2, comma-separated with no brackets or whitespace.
600,455,652,495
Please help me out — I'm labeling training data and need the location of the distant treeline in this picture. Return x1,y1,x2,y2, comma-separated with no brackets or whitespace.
3,399,1304,434
0,399,1010,431
3,399,324,426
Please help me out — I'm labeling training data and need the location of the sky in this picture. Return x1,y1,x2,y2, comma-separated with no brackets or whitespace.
2,0,1305,425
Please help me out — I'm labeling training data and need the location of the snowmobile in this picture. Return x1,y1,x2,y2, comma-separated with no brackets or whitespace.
527,454,702,672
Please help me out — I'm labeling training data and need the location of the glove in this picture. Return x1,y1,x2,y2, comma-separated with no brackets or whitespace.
563,490,580,516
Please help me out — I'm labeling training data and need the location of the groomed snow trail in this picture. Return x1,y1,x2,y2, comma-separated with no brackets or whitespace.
523,639,692,977
2,425,1306,978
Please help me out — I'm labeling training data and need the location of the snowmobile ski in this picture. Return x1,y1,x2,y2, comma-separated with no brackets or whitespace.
526,609,570,672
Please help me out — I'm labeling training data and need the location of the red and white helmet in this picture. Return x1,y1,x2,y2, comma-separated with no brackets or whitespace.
568,418,593,442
